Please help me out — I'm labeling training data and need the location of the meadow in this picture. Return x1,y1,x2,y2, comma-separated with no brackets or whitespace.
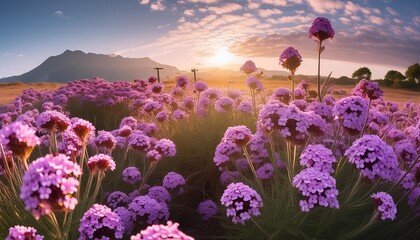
0,16,419,240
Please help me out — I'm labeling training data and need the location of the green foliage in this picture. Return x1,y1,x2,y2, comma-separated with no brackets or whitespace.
384,70,405,84
335,76,357,85
352,67,372,80
405,63,420,83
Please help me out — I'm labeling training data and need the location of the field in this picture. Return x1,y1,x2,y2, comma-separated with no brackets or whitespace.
0,77,419,239
1,79,419,105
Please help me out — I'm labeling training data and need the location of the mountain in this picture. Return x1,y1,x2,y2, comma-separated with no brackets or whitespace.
0,50,182,83
0,50,289,83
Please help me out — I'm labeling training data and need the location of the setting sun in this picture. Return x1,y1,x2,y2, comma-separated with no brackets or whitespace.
208,48,236,67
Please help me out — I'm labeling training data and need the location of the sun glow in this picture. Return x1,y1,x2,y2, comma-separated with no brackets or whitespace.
208,48,235,67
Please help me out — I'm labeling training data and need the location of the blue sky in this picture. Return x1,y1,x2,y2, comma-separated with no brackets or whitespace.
1,0,420,79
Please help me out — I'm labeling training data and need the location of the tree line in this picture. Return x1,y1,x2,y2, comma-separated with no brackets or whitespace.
351,63,420,89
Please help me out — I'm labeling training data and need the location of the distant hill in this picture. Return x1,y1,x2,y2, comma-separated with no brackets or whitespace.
0,50,290,83
0,50,182,83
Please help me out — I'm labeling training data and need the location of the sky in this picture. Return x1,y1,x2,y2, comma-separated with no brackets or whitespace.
1,0,420,79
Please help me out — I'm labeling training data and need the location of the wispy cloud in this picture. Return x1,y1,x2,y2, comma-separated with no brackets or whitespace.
151,0,165,11
208,3,242,14
139,0,150,4
258,9,282,18
54,10,68,18
184,9,194,16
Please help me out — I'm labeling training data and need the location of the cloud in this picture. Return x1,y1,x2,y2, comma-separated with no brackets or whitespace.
267,15,313,25
228,26,420,68
184,9,194,16
158,23,171,29
261,0,287,6
184,0,218,3
208,3,242,14
139,0,150,4
258,9,282,18
339,17,351,24
306,0,345,14
413,16,420,26
247,0,260,10
369,15,385,25
151,0,165,11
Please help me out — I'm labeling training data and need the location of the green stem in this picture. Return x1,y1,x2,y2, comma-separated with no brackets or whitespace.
88,172,104,206
360,99,372,137
291,71,295,100
243,147,264,193
317,41,322,102
268,133,279,177
82,173,94,201
345,174,363,204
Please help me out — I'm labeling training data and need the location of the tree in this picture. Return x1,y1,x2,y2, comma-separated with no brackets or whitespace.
352,67,371,80
405,63,420,84
384,70,405,87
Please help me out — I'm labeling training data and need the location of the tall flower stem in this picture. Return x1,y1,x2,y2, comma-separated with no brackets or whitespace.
268,133,279,177
88,171,104,207
345,174,363,204
243,147,264,193
317,41,322,102
360,99,372,137
291,71,295,100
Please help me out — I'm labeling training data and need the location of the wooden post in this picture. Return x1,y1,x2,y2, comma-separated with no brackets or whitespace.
154,67,163,83
191,68,198,83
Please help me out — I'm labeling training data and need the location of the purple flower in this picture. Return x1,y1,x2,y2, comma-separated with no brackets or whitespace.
123,167,142,185
173,109,188,120
143,100,163,113
256,163,274,179
352,79,384,100
20,154,81,219
6,226,44,240
0,121,40,160
128,195,169,225
156,111,169,122
147,186,171,203
87,154,116,174
221,182,263,224
148,76,158,84
293,168,339,212
114,207,136,235
198,200,218,221
279,47,302,72
183,97,195,111
36,110,70,132
345,135,400,181
107,191,129,209
137,123,158,137
307,101,333,121
214,141,241,170
309,17,335,42
222,125,253,147
332,96,368,135
128,131,151,152
120,116,138,129
58,130,82,159
201,88,222,100
71,117,95,142
246,77,263,91
118,125,133,137
394,139,418,165
236,101,253,113
305,112,327,136
215,97,235,112
151,83,164,94
130,221,193,240
94,130,117,151
371,192,397,220
300,144,336,173
194,81,208,92
176,75,190,89
162,172,186,194
220,170,241,186
78,204,124,239
271,88,291,104
240,60,257,75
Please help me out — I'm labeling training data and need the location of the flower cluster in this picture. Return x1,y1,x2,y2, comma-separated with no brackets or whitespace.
345,135,400,181
95,130,117,150
220,182,263,224
162,171,186,194
332,96,368,135
147,186,171,203
246,77,263,91
20,154,81,219
36,110,70,132
87,154,116,174
107,191,129,209
128,196,169,225
240,60,257,75
197,200,218,221
176,75,190,89
309,17,335,42
6,226,44,240
293,168,339,212
0,121,40,160
130,221,194,240
222,125,253,147
279,47,302,72
71,117,95,142
78,204,124,239
371,192,397,220
352,79,384,100
300,144,336,173
123,167,142,185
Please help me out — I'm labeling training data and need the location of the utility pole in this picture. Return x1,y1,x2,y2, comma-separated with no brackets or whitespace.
154,67,163,83
191,68,198,83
